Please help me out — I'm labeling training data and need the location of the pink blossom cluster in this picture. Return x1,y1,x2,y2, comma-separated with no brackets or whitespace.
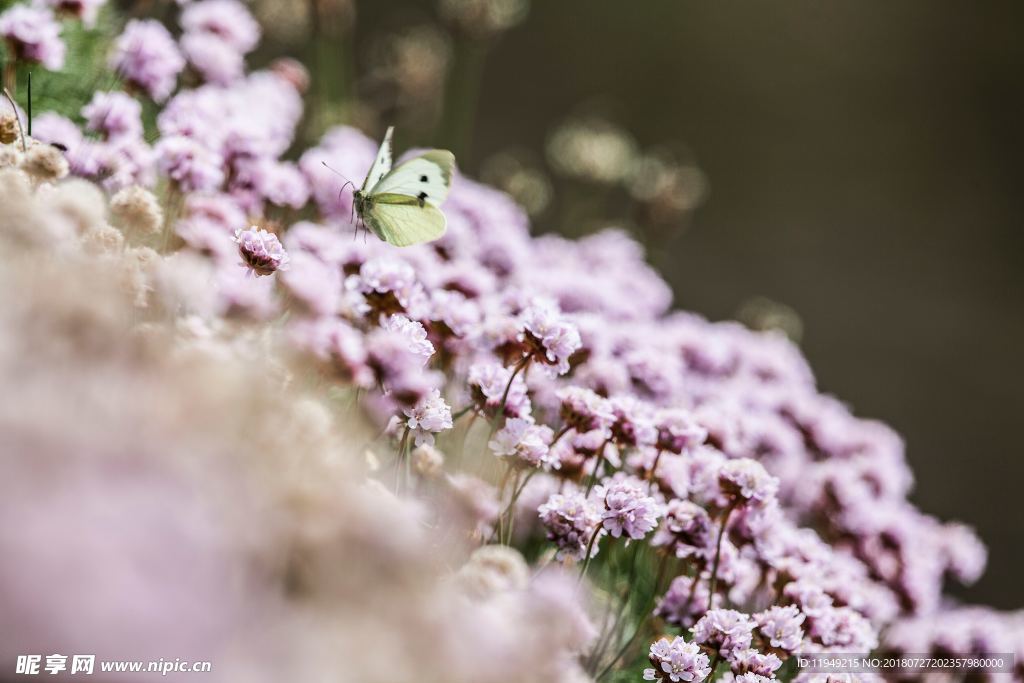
9,2,1023,680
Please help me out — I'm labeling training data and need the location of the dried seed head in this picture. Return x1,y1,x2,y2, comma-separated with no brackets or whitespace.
0,114,20,145
22,141,70,182
110,185,164,236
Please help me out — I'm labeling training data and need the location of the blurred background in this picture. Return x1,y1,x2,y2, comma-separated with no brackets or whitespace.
301,0,1024,608
13,0,1024,608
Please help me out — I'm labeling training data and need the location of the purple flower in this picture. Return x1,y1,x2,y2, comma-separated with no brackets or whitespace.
155,135,225,192
538,490,604,561
0,5,65,70
40,0,107,28
783,580,834,619
557,386,615,433
82,91,144,141
655,408,707,454
180,32,244,85
278,251,342,317
643,636,712,683
402,389,453,446
468,361,531,418
595,478,661,541
489,417,556,469
365,327,442,407
718,459,779,505
691,609,755,658
518,300,581,375
727,649,782,677
608,395,658,448
110,20,185,101
656,574,716,627
652,499,712,559
354,257,427,318
754,605,805,653
379,314,434,365
811,606,878,652
939,522,987,585
180,0,261,54
232,158,310,209
233,226,289,277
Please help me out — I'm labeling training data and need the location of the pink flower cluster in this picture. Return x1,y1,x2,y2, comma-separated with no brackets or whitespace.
15,2,1021,679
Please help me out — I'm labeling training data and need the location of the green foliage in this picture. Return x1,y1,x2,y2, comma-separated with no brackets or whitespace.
2,8,123,123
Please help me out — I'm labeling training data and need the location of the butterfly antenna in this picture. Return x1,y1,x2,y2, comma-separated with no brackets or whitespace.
26,72,32,138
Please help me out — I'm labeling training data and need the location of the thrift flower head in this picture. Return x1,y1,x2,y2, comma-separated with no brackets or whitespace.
379,314,434,366
608,396,658,448
82,91,144,141
595,477,661,541
233,226,289,277
727,649,782,677
653,499,712,558
719,458,779,505
518,300,581,375
691,609,755,658
110,20,185,101
468,361,530,418
402,389,453,446
655,408,708,454
657,574,716,627
557,386,615,433
181,32,244,85
754,605,805,653
643,636,711,683
181,0,261,54
538,490,604,561
355,257,425,318
0,5,65,70
41,0,107,28
155,135,225,192
489,417,556,469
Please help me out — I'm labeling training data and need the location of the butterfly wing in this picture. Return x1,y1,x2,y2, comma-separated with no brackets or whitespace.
368,150,455,208
361,126,395,191
363,194,447,247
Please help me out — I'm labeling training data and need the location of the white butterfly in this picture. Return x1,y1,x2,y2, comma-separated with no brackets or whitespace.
352,127,455,247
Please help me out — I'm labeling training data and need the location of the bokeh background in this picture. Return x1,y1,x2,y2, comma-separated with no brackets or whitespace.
333,0,1024,609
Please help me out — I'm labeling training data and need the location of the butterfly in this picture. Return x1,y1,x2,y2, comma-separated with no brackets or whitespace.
352,126,455,247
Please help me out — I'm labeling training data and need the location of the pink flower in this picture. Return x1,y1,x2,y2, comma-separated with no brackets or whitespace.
402,389,453,446
180,32,244,85
110,20,185,101
232,226,289,277
489,417,557,470
180,0,261,54
82,91,143,141
643,636,711,683
0,5,65,69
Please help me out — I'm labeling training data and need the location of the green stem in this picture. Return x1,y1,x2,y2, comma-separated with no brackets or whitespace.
595,552,672,680
584,442,608,496
588,543,642,669
578,526,603,580
646,449,664,494
706,502,738,611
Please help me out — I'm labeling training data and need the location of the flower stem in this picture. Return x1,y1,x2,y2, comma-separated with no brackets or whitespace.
578,526,602,581
497,355,530,413
706,501,738,611
595,552,671,679
584,442,608,496
646,448,664,494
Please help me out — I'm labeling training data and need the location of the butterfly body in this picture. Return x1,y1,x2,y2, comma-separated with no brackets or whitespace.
353,127,455,247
